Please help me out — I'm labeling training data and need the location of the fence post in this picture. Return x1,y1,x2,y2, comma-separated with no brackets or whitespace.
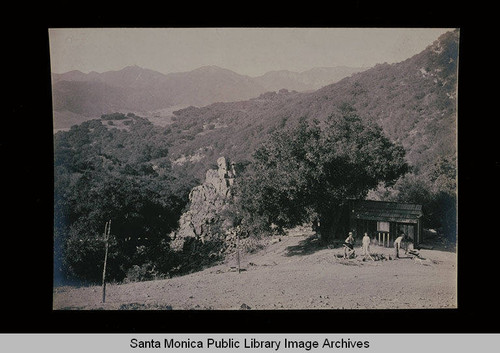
102,220,111,303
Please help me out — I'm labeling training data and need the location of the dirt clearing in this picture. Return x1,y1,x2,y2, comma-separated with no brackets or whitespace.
53,232,457,310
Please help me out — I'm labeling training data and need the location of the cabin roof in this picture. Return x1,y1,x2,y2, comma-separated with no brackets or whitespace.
350,200,423,224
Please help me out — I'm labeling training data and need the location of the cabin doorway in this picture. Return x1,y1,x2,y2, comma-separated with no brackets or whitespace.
396,223,415,242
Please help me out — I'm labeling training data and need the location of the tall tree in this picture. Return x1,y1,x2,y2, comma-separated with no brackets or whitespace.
236,107,409,241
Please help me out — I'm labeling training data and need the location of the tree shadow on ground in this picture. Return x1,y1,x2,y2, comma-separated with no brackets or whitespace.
420,231,457,253
285,235,331,257
420,240,456,253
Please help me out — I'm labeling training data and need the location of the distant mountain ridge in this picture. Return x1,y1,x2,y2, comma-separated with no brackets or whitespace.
254,66,367,92
51,64,367,119
161,30,458,181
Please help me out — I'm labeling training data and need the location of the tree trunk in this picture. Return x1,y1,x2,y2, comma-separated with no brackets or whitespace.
317,207,346,243
317,216,334,243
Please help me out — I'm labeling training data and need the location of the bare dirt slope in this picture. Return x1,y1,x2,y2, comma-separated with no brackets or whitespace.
53,230,457,310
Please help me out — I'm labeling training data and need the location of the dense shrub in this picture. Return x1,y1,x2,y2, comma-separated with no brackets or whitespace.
54,116,197,284
101,112,127,120
124,262,166,283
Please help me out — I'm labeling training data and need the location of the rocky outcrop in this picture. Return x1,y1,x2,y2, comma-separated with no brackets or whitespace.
170,157,236,251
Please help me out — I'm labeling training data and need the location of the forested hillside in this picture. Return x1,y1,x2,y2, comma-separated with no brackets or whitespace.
53,114,198,283
166,30,458,181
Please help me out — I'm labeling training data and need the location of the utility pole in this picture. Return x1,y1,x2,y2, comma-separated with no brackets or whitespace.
102,220,111,303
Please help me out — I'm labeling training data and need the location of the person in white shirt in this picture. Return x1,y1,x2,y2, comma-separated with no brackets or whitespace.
362,232,373,260
362,233,375,261
394,233,405,258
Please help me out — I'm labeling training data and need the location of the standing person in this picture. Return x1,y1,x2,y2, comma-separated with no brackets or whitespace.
362,232,373,260
343,232,355,259
362,232,370,255
394,233,405,258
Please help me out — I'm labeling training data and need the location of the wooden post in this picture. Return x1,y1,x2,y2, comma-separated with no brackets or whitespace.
378,232,381,246
383,233,386,247
417,218,422,247
236,229,241,274
102,220,111,303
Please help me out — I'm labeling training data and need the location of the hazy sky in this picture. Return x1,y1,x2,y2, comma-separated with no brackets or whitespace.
49,28,454,77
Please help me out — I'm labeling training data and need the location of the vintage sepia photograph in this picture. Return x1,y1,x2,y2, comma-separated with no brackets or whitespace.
49,28,458,311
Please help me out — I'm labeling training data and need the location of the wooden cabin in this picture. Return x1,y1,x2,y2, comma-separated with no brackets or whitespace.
348,200,423,248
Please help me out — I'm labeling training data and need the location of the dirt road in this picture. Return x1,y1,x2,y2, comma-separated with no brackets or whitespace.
53,232,457,310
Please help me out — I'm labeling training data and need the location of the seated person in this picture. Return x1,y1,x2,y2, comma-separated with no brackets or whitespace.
343,232,355,259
